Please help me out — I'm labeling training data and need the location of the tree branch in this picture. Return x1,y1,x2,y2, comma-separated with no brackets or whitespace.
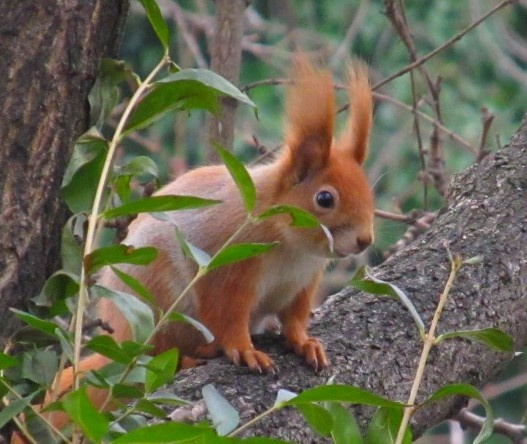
166,114,527,441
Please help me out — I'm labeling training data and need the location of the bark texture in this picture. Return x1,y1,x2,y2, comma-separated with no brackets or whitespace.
206,0,247,160
0,0,129,343
169,115,527,441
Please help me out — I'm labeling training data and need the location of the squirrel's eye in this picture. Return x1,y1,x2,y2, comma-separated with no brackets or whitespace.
316,190,335,208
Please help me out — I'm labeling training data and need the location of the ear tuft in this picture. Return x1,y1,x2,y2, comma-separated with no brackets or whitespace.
283,53,336,182
338,60,373,165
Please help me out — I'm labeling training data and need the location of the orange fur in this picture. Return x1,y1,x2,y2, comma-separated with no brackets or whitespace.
15,56,375,440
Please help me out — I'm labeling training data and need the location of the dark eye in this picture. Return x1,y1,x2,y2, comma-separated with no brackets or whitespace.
316,190,335,208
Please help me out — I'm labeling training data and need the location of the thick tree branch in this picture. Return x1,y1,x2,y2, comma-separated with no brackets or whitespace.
167,114,527,441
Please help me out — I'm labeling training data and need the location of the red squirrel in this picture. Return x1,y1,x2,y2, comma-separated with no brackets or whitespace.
17,56,374,438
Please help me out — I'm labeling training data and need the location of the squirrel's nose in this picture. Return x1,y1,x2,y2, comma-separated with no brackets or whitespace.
356,233,373,252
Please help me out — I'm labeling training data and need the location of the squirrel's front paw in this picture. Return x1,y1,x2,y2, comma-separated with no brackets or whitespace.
289,337,329,372
225,347,277,374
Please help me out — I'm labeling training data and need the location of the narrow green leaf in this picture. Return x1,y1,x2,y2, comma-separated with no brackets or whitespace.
61,216,83,275
112,421,214,443
350,266,425,337
423,383,493,444
283,385,404,408
214,142,256,212
134,398,168,419
86,335,135,365
21,350,58,386
325,403,363,444
84,244,158,275
10,309,62,337
92,285,155,343
365,407,411,444
202,384,240,436
124,69,255,135
436,327,514,352
103,195,220,219
145,349,179,393
112,383,145,399
207,242,279,272
0,353,19,370
89,58,139,129
138,0,170,50
297,402,333,437
32,270,79,315
119,156,159,179
257,205,320,228
61,129,108,213
0,393,36,429
167,312,215,343
174,226,211,268
61,386,109,442
111,266,155,304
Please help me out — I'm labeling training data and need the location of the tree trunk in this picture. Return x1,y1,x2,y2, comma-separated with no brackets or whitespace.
0,0,129,344
167,115,527,441
206,0,247,160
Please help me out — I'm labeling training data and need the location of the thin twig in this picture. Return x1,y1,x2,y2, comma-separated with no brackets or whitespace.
374,0,518,90
455,408,527,443
395,248,463,444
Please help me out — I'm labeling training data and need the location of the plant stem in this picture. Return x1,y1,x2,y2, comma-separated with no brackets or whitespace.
70,53,169,390
228,404,279,437
395,253,463,444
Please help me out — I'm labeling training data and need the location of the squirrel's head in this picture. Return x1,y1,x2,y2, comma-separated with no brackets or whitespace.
275,55,374,258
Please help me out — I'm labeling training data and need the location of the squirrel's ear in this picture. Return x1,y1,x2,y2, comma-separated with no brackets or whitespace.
283,54,335,182
337,61,372,165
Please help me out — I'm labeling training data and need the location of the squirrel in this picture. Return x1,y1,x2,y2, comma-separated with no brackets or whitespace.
12,55,374,440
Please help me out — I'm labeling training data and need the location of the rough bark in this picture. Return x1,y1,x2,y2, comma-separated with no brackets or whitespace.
168,115,527,441
206,0,247,160
0,0,129,343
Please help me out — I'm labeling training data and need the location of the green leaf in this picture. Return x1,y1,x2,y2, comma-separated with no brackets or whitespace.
214,142,256,212
134,398,168,419
124,69,255,135
207,242,278,272
202,384,240,436
61,128,108,213
112,383,145,400
92,285,155,343
257,205,320,228
350,266,425,337
111,266,155,304
120,156,159,179
167,312,215,343
21,350,58,386
436,327,514,352
283,385,404,408
89,58,140,129
325,402,363,444
138,0,170,50
297,402,333,437
103,195,220,219
86,335,135,365
365,407,411,444
173,226,211,268
61,216,83,274
0,393,36,429
84,244,158,275
61,386,109,443
145,349,179,393
423,383,493,444
0,353,19,370
111,421,214,443
32,270,79,315
10,309,62,337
